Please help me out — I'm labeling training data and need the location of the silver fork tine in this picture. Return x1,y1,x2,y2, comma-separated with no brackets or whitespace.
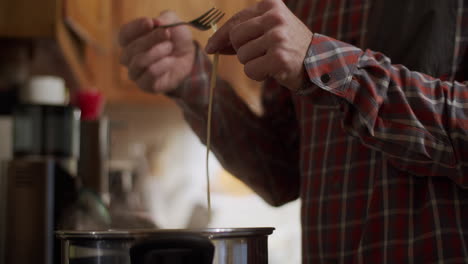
193,7,216,23
204,13,224,27
208,12,225,26
199,9,221,25
159,7,224,30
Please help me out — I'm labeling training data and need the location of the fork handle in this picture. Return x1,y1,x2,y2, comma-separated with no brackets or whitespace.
159,22,188,28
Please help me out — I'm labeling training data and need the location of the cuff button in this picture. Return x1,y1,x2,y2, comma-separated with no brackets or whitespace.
320,74,331,84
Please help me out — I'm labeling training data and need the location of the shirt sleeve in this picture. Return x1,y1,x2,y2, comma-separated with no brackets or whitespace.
302,33,468,187
166,43,300,206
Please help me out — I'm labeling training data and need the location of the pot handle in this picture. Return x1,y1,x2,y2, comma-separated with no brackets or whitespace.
130,233,214,264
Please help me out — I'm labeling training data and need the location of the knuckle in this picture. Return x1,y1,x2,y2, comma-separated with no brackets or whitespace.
151,81,159,93
130,53,145,69
270,48,288,65
237,55,246,65
258,0,277,10
243,67,257,80
244,64,263,81
139,18,153,33
228,12,247,31
230,11,243,22
237,47,248,64
158,10,180,24
119,18,151,46
149,42,167,58
229,31,238,49
149,30,164,44
148,63,160,76
229,28,242,50
266,11,287,26
268,29,287,43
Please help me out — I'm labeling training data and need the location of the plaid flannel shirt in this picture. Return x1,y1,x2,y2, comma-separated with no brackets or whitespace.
168,0,468,262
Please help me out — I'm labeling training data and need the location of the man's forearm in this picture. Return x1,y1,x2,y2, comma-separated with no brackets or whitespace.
168,44,301,206
302,34,468,184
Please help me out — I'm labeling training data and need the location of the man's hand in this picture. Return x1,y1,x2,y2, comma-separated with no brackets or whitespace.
118,11,195,93
205,0,313,91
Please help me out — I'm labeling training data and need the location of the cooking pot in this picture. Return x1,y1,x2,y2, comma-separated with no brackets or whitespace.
56,227,274,264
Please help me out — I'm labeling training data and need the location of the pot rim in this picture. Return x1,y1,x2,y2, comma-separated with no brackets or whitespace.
56,227,275,240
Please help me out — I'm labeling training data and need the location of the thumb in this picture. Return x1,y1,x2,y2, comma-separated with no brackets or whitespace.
155,10,182,25
205,7,259,54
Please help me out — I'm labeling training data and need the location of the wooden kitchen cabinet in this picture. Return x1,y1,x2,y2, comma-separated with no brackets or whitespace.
0,0,56,38
0,0,112,90
64,0,112,49
107,0,262,108
0,0,111,43
0,0,262,106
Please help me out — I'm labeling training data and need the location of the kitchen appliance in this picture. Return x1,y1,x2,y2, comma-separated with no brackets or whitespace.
0,116,13,160
19,76,68,106
0,117,12,264
5,158,79,264
0,160,8,264
13,75,79,158
13,104,80,157
56,227,274,264
4,75,82,264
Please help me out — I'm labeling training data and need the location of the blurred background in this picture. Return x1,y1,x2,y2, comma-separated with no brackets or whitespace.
0,0,300,263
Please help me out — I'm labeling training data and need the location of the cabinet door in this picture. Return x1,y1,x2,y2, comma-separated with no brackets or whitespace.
0,0,56,37
64,0,112,49
111,0,262,108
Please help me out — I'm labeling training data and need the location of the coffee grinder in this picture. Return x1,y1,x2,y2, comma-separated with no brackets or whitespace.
4,76,80,264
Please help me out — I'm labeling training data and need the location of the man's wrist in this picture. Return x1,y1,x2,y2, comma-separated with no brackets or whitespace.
300,34,362,97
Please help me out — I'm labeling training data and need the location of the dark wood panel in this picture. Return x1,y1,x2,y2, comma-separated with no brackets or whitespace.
0,0,56,37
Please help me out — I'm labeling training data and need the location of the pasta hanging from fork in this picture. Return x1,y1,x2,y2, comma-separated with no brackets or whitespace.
206,22,219,219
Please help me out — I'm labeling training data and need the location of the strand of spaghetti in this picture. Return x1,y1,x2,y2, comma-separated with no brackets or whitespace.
206,23,219,218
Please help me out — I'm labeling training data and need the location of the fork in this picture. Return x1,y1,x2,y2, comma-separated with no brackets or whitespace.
159,7,225,31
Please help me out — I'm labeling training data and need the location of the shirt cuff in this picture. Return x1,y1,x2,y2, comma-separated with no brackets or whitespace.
299,34,363,98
